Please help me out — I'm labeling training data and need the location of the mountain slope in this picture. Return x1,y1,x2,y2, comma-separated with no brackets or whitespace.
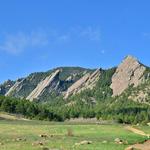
0,80,15,95
64,69,101,99
0,55,150,105
0,67,92,102
0,55,150,124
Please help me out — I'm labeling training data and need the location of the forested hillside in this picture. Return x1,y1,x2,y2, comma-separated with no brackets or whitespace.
0,56,150,124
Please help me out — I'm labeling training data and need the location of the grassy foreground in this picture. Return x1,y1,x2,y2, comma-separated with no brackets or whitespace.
0,120,149,150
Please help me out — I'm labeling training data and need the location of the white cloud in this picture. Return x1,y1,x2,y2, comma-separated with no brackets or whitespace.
0,30,71,55
0,30,49,55
0,32,28,54
0,26,101,55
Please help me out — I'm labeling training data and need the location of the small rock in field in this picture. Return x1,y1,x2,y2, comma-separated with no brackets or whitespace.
80,140,92,145
32,141,44,146
15,138,26,142
114,138,123,144
39,134,48,138
102,140,107,144
125,146,134,150
75,140,92,146
50,134,54,137
0,142,4,145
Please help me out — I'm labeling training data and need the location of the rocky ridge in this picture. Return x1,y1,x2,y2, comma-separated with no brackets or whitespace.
110,55,146,96
0,55,149,104
5,79,24,97
0,80,15,95
64,69,101,98
27,70,60,101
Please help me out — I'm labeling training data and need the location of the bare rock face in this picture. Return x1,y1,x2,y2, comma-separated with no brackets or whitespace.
0,80,15,95
64,69,101,98
27,70,60,101
110,55,146,96
5,79,24,96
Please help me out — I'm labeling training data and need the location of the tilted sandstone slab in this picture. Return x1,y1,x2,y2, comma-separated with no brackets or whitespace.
0,80,15,95
5,79,24,96
110,55,146,96
26,70,60,101
64,69,101,98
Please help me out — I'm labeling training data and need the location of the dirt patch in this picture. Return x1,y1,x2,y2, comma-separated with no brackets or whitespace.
125,126,149,137
125,126,150,150
0,113,29,121
125,140,150,150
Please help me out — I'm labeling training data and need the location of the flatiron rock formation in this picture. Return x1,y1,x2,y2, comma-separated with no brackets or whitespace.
64,69,101,98
5,79,24,96
27,70,60,101
110,55,146,96
0,80,15,95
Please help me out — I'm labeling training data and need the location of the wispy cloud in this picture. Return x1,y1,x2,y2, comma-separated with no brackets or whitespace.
57,34,70,42
101,50,105,54
141,32,150,38
79,27,101,41
0,30,49,55
0,26,101,55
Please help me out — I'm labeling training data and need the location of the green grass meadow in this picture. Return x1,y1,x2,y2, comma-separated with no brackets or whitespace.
0,120,149,150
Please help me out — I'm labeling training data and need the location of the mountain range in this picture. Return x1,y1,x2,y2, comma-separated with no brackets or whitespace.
0,55,150,105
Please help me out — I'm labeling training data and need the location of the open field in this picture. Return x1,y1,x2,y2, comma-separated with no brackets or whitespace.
0,119,149,150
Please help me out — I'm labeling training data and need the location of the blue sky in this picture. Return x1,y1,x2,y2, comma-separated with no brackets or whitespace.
0,0,150,83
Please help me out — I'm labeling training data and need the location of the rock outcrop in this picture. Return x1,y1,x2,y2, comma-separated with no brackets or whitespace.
26,70,60,101
5,79,24,96
0,80,15,95
110,55,146,96
64,69,101,98
6,72,53,99
128,80,150,104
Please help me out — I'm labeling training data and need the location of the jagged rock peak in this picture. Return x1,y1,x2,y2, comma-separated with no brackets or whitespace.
26,69,60,101
64,69,101,99
110,55,146,96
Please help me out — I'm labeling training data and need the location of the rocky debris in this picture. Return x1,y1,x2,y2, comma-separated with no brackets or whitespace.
12,137,26,142
39,134,48,138
32,141,44,146
129,90,149,104
27,70,60,101
16,137,26,141
74,140,92,146
5,79,24,96
114,138,123,144
147,122,150,126
111,55,146,96
64,69,101,98
102,140,108,144
15,138,26,142
128,82,150,104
